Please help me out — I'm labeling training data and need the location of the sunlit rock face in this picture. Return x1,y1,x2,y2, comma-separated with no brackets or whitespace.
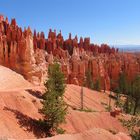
0,15,140,89
0,16,48,85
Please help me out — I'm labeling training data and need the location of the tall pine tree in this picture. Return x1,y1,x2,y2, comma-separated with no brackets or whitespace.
41,62,67,134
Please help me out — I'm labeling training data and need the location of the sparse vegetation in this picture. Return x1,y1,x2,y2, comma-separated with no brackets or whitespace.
85,70,94,89
101,101,112,111
94,78,101,91
115,73,140,139
113,72,140,115
131,75,140,115
56,128,66,134
120,116,140,140
105,105,112,112
85,70,101,92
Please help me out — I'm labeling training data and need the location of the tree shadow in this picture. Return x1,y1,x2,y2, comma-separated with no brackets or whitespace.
3,107,51,138
26,89,43,99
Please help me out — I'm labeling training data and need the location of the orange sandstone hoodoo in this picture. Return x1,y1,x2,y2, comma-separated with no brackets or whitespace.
0,15,140,90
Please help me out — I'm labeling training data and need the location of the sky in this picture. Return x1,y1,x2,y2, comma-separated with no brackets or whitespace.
0,0,140,45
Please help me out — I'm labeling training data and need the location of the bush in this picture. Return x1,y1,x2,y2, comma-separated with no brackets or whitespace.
56,128,66,134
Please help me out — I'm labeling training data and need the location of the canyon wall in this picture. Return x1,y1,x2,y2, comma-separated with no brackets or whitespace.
0,15,140,90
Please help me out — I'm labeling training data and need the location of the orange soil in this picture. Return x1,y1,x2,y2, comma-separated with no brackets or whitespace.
0,66,131,140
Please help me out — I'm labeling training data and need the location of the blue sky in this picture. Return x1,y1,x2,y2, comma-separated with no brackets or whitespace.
0,0,140,45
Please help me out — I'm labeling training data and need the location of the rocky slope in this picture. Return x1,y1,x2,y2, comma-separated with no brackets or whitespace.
0,65,31,90
0,65,131,140
0,15,140,91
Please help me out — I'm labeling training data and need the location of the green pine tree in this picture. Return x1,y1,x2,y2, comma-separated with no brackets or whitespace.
41,62,67,134
85,70,94,89
118,72,127,94
118,72,130,112
131,75,140,115
94,78,101,91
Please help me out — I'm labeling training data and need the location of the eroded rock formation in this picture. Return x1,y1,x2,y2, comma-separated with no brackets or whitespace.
0,15,140,90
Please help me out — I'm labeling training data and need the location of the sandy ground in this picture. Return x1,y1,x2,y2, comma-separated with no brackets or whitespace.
0,66,32,90
0,66,131,140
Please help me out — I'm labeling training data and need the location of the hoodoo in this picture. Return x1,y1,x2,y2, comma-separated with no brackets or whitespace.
0,15,140,90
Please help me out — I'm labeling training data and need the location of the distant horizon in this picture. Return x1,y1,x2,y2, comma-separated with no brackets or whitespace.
113,45,140,52
111,44,140,47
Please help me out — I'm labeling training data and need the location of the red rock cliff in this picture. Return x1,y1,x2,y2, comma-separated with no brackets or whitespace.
0,15,140,90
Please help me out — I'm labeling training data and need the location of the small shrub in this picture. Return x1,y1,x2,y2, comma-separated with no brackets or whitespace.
105,105,112,112
56,128,66,134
